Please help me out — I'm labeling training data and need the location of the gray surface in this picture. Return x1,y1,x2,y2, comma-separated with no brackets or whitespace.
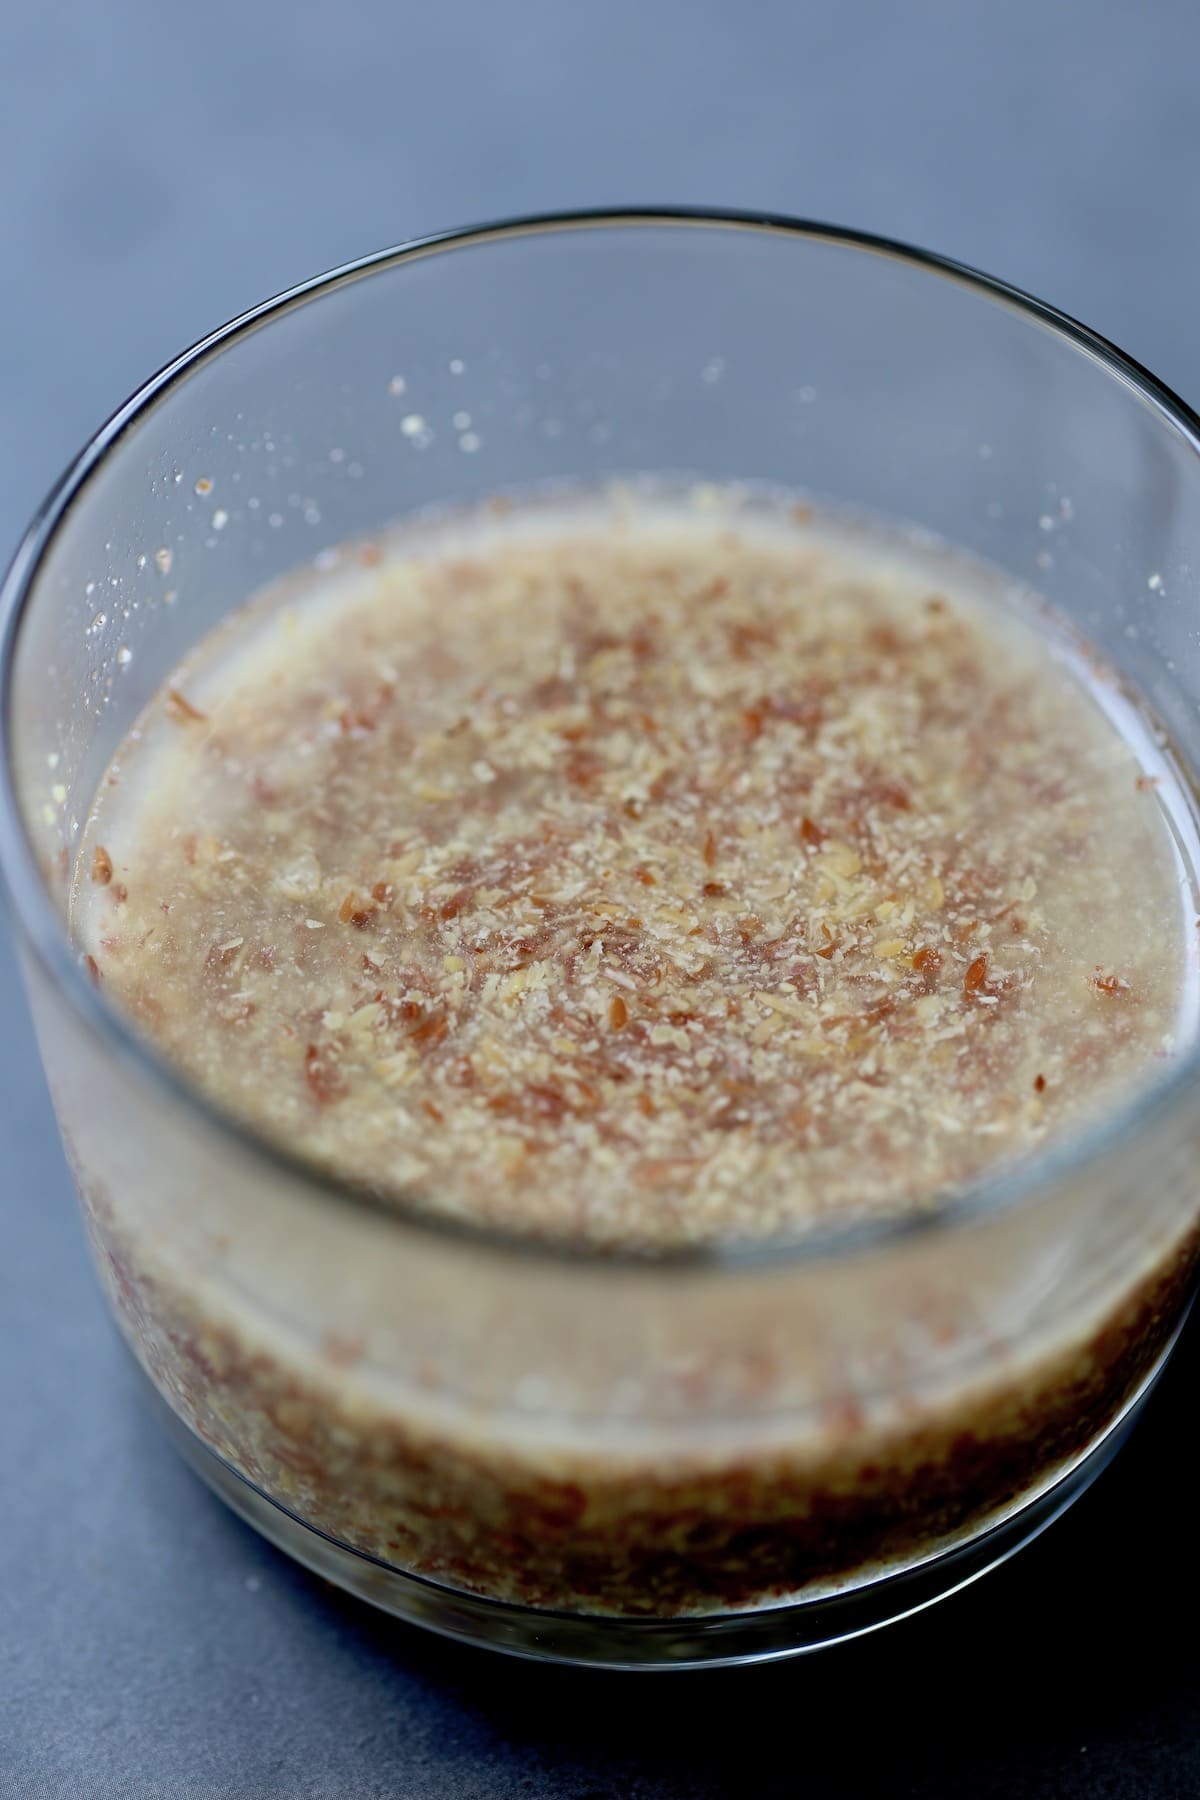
2,2,1199,1794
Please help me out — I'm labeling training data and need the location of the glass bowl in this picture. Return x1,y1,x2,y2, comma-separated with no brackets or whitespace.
3,211,1200,1669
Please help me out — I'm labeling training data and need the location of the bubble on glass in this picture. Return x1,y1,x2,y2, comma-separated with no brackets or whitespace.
135,553,147,571
978,444,993,460
212,509,229,531
453,411,472,430
329,447,346,464
449,358,465,375
117,645,133,667
1148,572,1163,591
400,414,433,449
388,375,407,396
268,512,284,529
701,357,725,384
304,503,321,526
1038,514,1055,533
1035,549,1054,570
347,462,364,480
458,432,481,454
798,385,817,404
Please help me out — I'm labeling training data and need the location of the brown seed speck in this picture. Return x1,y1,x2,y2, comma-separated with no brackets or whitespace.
963,954,989,997
321,1332,365,1368
610,995,628,1029
165,687,207,725
91,845,113,885
304,1044,343,1104
742,702,767,743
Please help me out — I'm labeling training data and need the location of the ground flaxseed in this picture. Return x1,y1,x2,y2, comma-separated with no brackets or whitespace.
74,495,1192,1247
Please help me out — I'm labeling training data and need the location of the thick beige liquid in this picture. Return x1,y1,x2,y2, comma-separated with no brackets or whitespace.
73,492,1197,1247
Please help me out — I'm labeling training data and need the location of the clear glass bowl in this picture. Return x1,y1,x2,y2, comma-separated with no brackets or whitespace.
3,211,1200,1669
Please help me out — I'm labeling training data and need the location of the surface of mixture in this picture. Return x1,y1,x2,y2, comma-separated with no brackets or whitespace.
74,496,1190,1246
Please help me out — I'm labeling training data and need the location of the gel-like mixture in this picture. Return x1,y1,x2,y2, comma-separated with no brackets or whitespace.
73,494,1195,1246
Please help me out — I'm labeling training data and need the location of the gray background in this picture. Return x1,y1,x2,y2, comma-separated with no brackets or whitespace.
2,2,1199,1795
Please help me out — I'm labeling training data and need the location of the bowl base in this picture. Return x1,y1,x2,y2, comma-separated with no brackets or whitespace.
129,1335,1178,1669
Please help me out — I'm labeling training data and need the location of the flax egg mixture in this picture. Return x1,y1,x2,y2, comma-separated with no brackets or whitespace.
75,494,1193,1244
67,489,1200,1613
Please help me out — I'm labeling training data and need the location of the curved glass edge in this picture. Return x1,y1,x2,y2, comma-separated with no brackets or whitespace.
4,207,1200,1273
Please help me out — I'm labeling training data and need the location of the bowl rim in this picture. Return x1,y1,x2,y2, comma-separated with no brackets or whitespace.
4,204,1200,1272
